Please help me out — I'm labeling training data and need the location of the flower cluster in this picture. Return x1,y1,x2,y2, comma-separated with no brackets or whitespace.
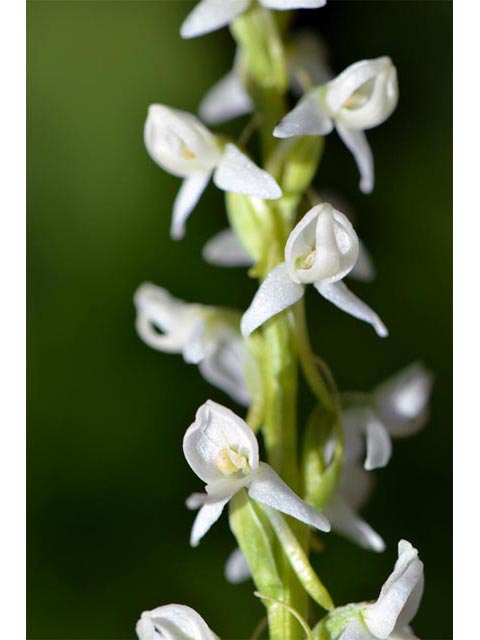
131,2,432,639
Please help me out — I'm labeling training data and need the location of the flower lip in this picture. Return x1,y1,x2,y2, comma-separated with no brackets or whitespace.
325,57,398,131
285,203,359,285
144,104,221,177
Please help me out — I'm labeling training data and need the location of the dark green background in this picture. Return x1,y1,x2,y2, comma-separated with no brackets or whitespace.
27,1,452,638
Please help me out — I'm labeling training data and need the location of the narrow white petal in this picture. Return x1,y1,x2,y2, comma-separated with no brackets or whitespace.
199,71,253,125
190,497,230,547
147,604,220,640
214,143,282,200
338,463,375,511
171,171,211,240
262,0,326,8
316,280,388,337
349,239,376,282
183,400,259,484
364,418,393,471
325,494,385,552
225,547,251,584
389,628,420,640
136,614,156,640
180,0,250,39
248,462,331,532
240,263,304,337
202,229,253,268
198,339,252,406
365,540,424,638
336,124,374,194
274,89,333,138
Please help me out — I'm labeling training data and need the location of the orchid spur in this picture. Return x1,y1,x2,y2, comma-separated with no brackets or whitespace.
136,604,219,640
180,0,327,40
241,202,388,338
134,283,257,406
274,57,399,193
183,400,330,546
144,104,281,239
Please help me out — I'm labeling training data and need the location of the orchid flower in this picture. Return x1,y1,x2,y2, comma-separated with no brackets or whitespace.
342,363,433,471
199,31,331,126
144,104,282,239
337,540,424,640
180,1,327,40
240,203,388,338
136,604,219,640
274,57,399,193
203,226,375,282
184,400,330,546
134,283,257,406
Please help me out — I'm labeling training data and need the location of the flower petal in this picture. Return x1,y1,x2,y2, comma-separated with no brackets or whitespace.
136,613,156,640
364,418,393,471
180,0,250,39
145,604,219,640
202,229,253,268
315,280,388,337
374,363,433,438
349,239,375,282
171,171,212,240
240,263,304,337
273,88,333,138
214,143,282,200
364,540,424,638
325,494,385,552
183,400,259,484
248,462,331,532
199,70,253,125
336,124,374,194
198,337,252,406
190,497,230,547
340,616,373,640
262,0,326,8
225,547,251,584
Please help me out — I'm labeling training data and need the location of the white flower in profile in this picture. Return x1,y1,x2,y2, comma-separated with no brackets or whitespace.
134,283,256,406
274,57,399,193
136,604,219,640
199,31,331,126
241,202,388,338
342,363,433,471
338,540,424,639
144,104,282,239
184,400,330,546
180,1,327,40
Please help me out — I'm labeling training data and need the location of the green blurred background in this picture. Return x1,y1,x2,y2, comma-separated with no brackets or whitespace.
27,1,452,638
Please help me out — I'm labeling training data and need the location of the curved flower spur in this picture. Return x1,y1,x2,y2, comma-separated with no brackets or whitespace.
136,604,219,640
241,202,388,338
144,104,282,239
183,400,330,547
274,57,398,193
180,0,327,40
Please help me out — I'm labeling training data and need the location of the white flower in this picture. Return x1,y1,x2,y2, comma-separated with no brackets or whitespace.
180,0,327,40
199,31,331,126
134,283,256,406
240,203,388,338
136,604,219,640
342,363,433,471
274,57,399,193
144,104,282,239
339,540,424,639
184,400,330,546
225,546,251,584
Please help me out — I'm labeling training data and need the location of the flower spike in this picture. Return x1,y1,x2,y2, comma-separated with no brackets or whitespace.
144,105,281,239
183,400,330,546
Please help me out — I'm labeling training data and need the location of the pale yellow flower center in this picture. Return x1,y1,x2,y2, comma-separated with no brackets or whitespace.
296,249,316,270
215,448,250,476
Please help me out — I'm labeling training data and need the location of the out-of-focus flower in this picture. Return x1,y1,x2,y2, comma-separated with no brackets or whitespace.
180,1,327,40
241,203,388,337
199,31,331,126
134,283,256,406
274,57,399,193
337,540,424,639
144,104,281,239
184,400,330,546
136,604,219,640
